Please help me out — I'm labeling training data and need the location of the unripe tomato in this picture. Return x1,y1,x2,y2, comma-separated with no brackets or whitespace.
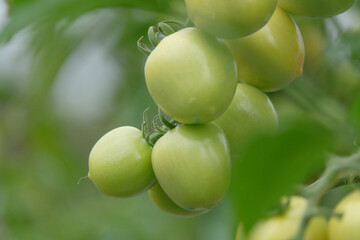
145,27,237,124
225,8,305,92
236,196,327,240
152,122,231,210
184,0,278,39
328,190,360,240
279,0,355,18
215,83,278,158
88,127,155,197
148,182,207,217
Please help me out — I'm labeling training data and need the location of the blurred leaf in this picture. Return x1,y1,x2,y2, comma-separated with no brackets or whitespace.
1,0,184,42
341,30,360,63
350,92,360,131
230,119,332,232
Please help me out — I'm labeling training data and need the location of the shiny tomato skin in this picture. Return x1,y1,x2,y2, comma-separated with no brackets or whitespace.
184,0,278,39
236,197,327,240
148,182,207,217
145,27,237,124
328,190,360,240
215,83,278,158
279,0,355,18
88,127,155,197
152,122,231,211
225,8,305,92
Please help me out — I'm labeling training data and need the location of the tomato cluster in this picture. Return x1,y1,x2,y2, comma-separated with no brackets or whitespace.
237,190,360,240
87,0,356,234
236,196,328,240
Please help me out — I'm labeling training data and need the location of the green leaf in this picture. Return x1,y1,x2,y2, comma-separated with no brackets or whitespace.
230,119,332,233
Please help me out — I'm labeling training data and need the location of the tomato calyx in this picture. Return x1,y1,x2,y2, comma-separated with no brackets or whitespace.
141,107,181,147
137,20,186,56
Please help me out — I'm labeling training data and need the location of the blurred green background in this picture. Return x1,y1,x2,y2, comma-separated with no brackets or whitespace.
0,0,359,239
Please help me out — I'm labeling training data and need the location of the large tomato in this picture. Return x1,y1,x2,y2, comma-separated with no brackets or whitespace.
148,182,207,217
88,127,155,197
279,0,355,18
225,8,305,92
328,190,360,240
145,27,237,124
151,122,231,210
215,83,278,158
236,196,327,240
184,0,278,39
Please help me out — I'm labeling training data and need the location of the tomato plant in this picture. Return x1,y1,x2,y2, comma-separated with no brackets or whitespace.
151,122,231,211
215,83,278,158
149,182,208,217
328,190,360,240
279,0,356,18
81,1,360,239
88,126,155,197
145,27,237,124
236,197,328,240
225,7,305,92
184,0,277,39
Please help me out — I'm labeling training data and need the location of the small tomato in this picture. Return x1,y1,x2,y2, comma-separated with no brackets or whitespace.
215,83,278,158
88,127,155,197
328,190,360,240
185,0,278,39
145,27,237,124
152,122,231,210
225,8,305,92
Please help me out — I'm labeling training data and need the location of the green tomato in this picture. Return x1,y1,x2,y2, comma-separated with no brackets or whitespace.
328,190,360,240
152,122,231,210
148,182,207,217
184,0,278,39
279,0,355,18
145,27,237,124
225,7,305,92
88,126,155,197
236,196,328,240
215,83,278,158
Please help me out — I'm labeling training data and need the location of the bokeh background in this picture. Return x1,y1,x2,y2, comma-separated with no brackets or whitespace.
0,0,360,239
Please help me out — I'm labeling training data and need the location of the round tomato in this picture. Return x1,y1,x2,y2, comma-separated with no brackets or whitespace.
145,27,237,124
236,196,327,240
225,7,305,92
152,122,231,210
328,190,360,240
88,126,155,197
215,83,278,158
279,0,355,18
184,0,277,39
149,182,207,217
